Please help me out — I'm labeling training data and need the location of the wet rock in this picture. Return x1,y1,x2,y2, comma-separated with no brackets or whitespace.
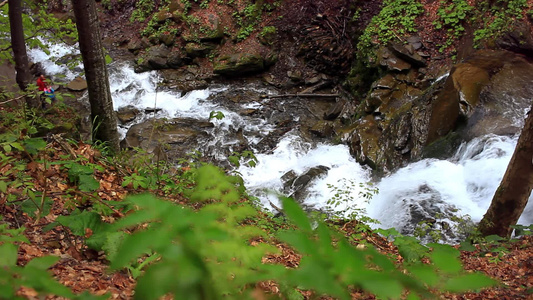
348,115,382,169
116,105,140,124
496,22,533,57
390,42,427,68
282,166,330,202
451,63,490,116
309,120,334,138
66,77,87,91
377,47,411,72
121,118,214,161
323,99,346,120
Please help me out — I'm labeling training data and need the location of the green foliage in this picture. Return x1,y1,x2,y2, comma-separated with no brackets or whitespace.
228,150,257,168
357,0,424,62
0,218,73,299
64,162,101,192
280,198,496,299
1,1,78,64
0,218,107,300
260,25,277,37
117,147,197,196
325,179,379,223
208,110,225,120
433,0,473,52
109,166,276,299
473,0,528,47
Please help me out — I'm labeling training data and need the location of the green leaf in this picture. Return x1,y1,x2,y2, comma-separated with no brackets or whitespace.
78,174,100,192
485,234,505,243
23,138,47,155
361,278,403,299
459,240,476,252
19,267,74,297
0,243,18,267
20,197,52,217
56,210,107,238
443,273,497,292
407,265,439,287
25,255,59,270
429,244,462,274
0,180,7,193
281,197,311,232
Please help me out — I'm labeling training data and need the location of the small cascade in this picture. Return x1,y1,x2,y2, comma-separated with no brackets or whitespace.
32,42,533,244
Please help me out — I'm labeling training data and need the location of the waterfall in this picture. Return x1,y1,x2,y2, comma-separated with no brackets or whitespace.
31,43,533,243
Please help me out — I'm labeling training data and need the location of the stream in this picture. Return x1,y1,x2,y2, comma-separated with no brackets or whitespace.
30,45,533,243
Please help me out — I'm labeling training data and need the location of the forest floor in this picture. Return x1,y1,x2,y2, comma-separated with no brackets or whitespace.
0,105,531,299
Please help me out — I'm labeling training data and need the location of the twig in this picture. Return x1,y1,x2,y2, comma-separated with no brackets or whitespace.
0,1,7,8
269,200,284,216
265,93,339,99
52,134,78,159
74,190,125,218
0,94,26,105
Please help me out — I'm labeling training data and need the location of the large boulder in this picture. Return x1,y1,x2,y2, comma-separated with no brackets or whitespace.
121,118,214,160
213,52,265,76
66,77,87,91
347,49,533,172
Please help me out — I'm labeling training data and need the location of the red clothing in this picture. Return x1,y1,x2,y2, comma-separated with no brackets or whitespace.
37,77,46,91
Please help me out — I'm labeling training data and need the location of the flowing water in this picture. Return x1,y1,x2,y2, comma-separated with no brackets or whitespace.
29,45,533,243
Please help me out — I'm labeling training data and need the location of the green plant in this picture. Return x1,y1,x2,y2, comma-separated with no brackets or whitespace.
433,0,473,52
109,166,276,299
357,0,424,62
208,110,225,121
279,198,497,299
259,25,276,37
227,150,257,168
473,0,528,47
325,179,378,221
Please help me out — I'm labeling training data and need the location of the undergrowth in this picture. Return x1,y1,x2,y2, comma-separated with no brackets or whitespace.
0,103,501,299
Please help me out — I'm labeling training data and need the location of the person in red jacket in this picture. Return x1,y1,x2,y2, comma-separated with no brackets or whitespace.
36,74,46,91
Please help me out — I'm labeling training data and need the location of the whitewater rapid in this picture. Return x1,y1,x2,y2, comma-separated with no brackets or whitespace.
29,46,533,241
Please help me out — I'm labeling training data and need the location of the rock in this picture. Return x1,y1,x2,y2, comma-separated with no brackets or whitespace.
287,70,303,82
377,47,411,72
116,105,140,124
185,42,215,58
309,120,334,138
282,166,330,202
121,118,214,160
496,22,533,57
323,99,346,120
451,63,490,116
213,53,265,76
167,51,187,69
348,115,382,169
127,38,149,55
66,77,87,91
135,44,171,71
390,42,427,68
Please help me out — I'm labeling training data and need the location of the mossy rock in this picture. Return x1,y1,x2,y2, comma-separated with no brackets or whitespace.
213,53,265,76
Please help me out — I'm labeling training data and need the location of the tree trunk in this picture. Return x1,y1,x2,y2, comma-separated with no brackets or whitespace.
8,0,32,91
479,106,533,237
71,0,120,153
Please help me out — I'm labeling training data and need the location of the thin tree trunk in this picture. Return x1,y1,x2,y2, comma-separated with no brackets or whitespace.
72,0,120,153
8,0,32,91
479,106,533,237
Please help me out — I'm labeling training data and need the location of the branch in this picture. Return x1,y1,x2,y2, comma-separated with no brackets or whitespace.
0,94,26,105
264,93,339,99
0,1,7,7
